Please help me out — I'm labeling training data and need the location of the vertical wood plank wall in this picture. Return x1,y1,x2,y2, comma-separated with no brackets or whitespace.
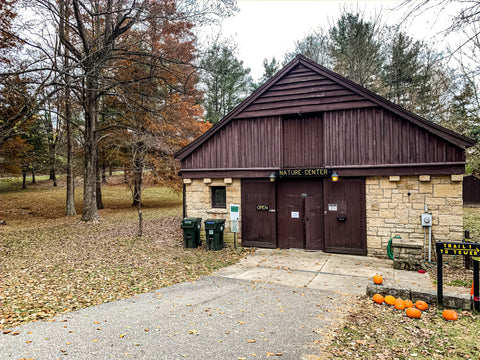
182,108,464,170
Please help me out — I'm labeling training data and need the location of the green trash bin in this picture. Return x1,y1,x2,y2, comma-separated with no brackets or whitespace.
181,217,202,248
204,219,225,251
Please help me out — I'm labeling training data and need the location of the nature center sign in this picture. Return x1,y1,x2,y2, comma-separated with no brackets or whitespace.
277,168,332,178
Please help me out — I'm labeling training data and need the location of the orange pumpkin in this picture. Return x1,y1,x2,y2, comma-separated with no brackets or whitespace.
373,275,383,285
372,293,384,304
415,300,428,311
394,298,406,310
403,300,414,308
384,295,396,305
442,309,458,321
406,307,422,319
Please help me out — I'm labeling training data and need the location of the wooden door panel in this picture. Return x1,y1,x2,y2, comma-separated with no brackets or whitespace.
323,178,366,254
241,179,276,248
305,196,324,250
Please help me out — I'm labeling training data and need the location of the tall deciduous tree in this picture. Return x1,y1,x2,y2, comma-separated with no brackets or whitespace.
283,30,331,67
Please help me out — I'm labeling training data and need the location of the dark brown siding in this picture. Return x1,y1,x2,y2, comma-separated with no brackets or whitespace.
237,64,377,119
182,116,282,170
323,108,465,166
283,115,323,167
464,175,480,204
182,108,465,171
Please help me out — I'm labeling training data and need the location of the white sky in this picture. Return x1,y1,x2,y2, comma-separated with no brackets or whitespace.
213,0,464,81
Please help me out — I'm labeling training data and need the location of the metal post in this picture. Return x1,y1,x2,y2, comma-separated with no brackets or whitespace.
428,226,432,262
474,259,479,312
437,250,443,309
465,230,471,270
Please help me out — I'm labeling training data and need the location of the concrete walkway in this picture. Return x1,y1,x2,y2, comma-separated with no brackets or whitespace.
0,250,432,360
217,248,433,295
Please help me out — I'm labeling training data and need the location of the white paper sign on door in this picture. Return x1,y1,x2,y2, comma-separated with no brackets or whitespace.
328,204,338,211
291,211,300,218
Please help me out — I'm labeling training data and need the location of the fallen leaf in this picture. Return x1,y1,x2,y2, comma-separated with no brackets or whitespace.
247,339,256,343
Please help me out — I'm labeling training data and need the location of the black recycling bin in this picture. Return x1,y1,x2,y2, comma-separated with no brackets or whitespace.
181,217,202,248
204,219,225,251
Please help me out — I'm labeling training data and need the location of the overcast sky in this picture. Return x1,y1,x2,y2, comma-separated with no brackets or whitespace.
210,0,463,81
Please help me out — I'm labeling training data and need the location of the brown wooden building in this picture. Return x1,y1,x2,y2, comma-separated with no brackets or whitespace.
464,175,480,205
175,55,474,257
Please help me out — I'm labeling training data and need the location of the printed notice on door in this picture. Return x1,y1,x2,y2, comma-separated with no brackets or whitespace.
328,204,338,211
291,211,300,218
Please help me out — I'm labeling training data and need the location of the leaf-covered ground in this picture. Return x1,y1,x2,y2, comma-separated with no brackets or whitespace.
0,178,245,329
319,298,480,360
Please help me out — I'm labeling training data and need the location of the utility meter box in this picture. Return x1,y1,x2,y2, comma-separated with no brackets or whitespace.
421,213,432,227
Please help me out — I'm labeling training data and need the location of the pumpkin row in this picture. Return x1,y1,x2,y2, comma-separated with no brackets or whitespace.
372,293,458,321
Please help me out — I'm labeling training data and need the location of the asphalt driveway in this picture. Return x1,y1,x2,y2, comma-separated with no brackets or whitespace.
1,276,347,360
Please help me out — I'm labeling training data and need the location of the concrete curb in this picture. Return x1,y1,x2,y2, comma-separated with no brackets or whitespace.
366,284,472,310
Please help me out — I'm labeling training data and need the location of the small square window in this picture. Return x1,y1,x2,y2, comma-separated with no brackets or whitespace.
211,186,226,208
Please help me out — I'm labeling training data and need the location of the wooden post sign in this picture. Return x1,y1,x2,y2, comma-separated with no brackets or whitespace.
436,242,480,311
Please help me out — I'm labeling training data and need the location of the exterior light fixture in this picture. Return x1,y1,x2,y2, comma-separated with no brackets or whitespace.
269,172,276,182
331,171,339,182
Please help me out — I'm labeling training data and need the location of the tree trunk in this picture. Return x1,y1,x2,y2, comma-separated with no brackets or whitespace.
61,0,76,216
64,68,75,214
133,157,144,236
50,168,57,187
96,157,104,209
132,170,141,207
80,78,99,222
101,162,107,184
137,193,143,237
22,170,27,189
31,168,36,184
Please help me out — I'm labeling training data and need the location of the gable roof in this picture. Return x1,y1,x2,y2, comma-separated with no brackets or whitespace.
175,54,474,161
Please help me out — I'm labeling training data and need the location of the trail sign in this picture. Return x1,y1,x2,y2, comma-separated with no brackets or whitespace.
436,242,479,311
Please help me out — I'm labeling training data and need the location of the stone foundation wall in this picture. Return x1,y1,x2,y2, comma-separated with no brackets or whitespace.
366,175,463,258
183,178,241,241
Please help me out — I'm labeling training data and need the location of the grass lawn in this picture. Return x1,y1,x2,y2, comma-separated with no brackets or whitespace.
0,176,245,329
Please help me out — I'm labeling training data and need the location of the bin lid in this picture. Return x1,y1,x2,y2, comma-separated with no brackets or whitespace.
204,218,225,229
181,217,202,228
182,217,202,223
204,219,225,224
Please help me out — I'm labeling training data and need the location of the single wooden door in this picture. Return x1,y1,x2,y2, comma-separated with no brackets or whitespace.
241,179,276,248
323,178,366,255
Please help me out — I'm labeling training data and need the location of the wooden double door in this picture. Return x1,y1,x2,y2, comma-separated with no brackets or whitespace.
241,178,366,255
